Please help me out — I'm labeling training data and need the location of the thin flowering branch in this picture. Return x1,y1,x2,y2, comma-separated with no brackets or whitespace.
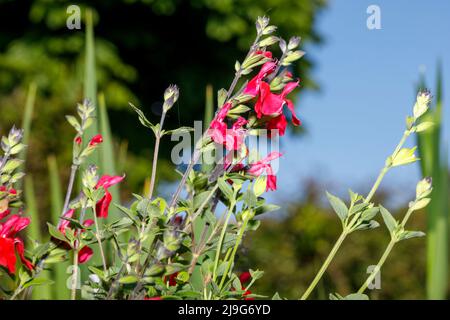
357,178,432,295
300,90,433,300
167,17,278,212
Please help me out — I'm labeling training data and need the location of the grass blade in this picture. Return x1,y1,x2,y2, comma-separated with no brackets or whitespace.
48,155,70,299
416,62,449,299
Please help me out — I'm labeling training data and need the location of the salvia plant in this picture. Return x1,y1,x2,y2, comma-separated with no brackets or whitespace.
0,17,434,300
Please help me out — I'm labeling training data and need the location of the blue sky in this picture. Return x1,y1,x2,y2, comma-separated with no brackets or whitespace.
270,0,450,208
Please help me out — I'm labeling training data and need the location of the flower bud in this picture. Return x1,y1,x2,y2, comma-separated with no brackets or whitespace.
391,147,418,167
75,136,82,145
163,84,179,112
88,134,103,146
283,50,306,64
413,90,432,120
416,177,432,199
262,25,277,35
256,16,270,34
259,36,279,48
287,36,301,50
82,165,99,190
8,125,24,146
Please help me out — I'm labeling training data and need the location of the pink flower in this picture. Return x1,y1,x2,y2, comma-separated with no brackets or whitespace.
0,209,11,220
88,134,103,146
254,81,301,127
0,214,34,273
95,175,125,218
58,209,75,234
266,114,288,137
78,246,94,264
247,152,282,191
57,209,95,264
144,296,162,300
208,103,248,151
243,61,277,97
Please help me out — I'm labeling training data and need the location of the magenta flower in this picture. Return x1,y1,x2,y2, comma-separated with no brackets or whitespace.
247,152,282,191
208,103,248,151
0,214,34,273
243,61,277,97
89,134,103,146
254,81,301,126
95,175,125,218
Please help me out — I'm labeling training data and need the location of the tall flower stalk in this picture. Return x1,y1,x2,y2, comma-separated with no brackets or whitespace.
301,90,434,300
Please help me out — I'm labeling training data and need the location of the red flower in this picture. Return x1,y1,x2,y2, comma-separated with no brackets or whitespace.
254,81,301,128
247,152,282,191
239,271,251,284
57,209,95,264
231,271,254,300
243,61,277,97
208,103,248,151
163,272,178,286
144,296,162,300
58,209,75,234
75,136,82,145
0,214,34,273
0,186,17,196
88,134,103,146
266,114,288,137
78,246,94,264
95,175,125,218
0,209,11,220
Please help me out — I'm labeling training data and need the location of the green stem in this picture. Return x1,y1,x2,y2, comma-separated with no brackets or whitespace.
9,285,23,300
218,218,249,291
58,164,78,227
212,201,236,282
358,239,395,294
71,250,79,300
358,207,414,294
183,184,219,233
148,111,166,200
301,230,348,300
93,206,107,273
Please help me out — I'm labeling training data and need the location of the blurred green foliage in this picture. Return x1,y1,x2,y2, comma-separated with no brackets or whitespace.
0,0,325,222
240,182,432,299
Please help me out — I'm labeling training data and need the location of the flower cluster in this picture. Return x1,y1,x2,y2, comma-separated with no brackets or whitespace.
206,24,303,192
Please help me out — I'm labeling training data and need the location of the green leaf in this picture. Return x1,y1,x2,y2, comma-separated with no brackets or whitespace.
326,191,348,223
2,159,23,173
410,198,431,211
398,230,426,241
22,278,54,289
218,177,234,201
380,205,398,234
253,176,267,197
360,207,379,221
47,223,67,242
344,293,369,300
164,127,194,136
119,275,138,284
255,203,280,215
129,102,154,129
353,220,380,231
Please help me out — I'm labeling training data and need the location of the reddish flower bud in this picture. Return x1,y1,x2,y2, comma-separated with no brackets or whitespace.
75,136,82,145
88,134,103,146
